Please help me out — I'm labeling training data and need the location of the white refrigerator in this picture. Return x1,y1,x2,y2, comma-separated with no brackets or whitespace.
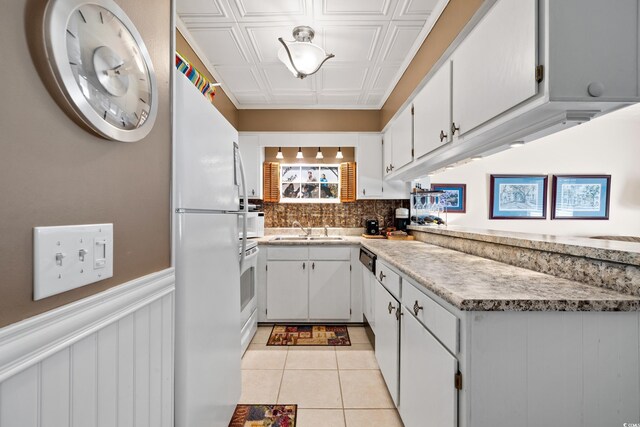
174,74,248,426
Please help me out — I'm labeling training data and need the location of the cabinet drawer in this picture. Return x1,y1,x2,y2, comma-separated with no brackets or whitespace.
267,247,309,260
376,261,400,299
309,247,351,261
403,279,458,354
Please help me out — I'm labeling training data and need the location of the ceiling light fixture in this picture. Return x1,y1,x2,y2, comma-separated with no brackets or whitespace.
278,26,335,79
316,147,323,159
510,141,525,148
276,147,284,160
336,147,343,159
471,156,483,161
296,147,304,159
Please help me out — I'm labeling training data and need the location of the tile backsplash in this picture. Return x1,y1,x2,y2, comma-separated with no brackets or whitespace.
251,199,409,228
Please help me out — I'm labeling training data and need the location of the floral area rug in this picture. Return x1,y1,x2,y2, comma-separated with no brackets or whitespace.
266,325,351,346
229,404,297,427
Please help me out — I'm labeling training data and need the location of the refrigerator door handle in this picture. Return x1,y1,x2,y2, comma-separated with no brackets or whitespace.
236,143,248,269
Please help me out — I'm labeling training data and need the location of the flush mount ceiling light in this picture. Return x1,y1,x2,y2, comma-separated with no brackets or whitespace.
278,26,335,79
510,141,525,148
316,147,324,159
296,147,304,159
336,147,343,159
276,147,284,159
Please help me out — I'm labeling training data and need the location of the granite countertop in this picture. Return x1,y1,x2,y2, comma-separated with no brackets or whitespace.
408,225,640,266
256,235,363,246
361,240,640,312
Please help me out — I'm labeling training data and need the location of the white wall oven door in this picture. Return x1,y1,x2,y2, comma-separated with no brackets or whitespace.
240,243,258,353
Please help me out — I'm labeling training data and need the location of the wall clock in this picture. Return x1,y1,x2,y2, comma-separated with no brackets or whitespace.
43,0,158,142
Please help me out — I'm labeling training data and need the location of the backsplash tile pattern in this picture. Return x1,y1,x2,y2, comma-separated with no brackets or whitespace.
255,200,409,228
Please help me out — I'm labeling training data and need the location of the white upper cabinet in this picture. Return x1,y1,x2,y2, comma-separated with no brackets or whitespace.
391,106,414,170
238,134,263,198
452,0,538,136
357,134,383,199
548,0,640,100
382,128,393,178
414,61,452,159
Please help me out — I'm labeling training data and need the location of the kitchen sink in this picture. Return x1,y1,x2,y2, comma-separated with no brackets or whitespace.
271,236,309,241
308,236,344,241
271,236,345,242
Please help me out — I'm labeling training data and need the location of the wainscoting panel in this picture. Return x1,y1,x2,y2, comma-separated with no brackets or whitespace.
0,268,174,427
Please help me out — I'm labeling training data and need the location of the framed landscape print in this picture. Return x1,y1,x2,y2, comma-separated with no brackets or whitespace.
490,175,547,219
430,184,466,213
551,175,611,220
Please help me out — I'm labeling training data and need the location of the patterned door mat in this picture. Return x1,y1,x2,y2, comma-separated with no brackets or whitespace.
229,404,297,427
266,325,351,346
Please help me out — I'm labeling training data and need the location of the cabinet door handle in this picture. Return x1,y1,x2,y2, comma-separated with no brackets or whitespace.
413,300,423,316
379,271,386,281
451,122,460,136
396,309,403,321
312,262,315,270
251,189,255,196
388,301,396,314
385,165,390,173
303,262,306,270
439,130,448,142
363,188,366,195
390,164,395,171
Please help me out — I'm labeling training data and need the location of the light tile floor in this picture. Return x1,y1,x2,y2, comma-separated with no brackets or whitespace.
240,325,404,427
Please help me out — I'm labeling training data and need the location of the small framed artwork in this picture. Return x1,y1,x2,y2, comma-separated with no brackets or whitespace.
430,184,466,213
490,175,547,219
551,175,611,220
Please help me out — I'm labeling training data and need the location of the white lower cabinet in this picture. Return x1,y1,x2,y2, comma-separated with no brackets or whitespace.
400,309,458,427
266,260,308,320
264,246,353,321
361,267,375,330
374,279,400,406
309,260,351,319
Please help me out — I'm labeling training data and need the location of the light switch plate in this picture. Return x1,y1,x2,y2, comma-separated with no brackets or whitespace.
33,224,113,300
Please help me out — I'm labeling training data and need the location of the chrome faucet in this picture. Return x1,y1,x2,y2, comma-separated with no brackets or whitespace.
323,225,330,237
292,220,310,237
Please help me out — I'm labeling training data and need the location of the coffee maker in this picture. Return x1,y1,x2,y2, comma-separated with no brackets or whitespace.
365,219,379,235
394,208,409,231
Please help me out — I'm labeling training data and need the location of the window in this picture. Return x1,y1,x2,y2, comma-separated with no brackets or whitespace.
281,164,340,203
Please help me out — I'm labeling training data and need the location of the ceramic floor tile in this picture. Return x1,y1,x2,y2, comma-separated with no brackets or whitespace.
335,343,373,352
296,409,346,427
346,327,370,344
278,370,343,409
344,409,403,427
336,347,378,370
251,326,274,344
285,349,337,370
340,370,395,409
239,370,283,404
241,347,288,370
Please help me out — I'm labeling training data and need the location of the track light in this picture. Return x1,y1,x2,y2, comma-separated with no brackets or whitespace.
336,147,343,159
276,147,284,159
296,147,304,159
316,147,323,159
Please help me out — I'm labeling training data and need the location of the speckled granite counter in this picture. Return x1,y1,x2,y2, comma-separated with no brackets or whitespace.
360,240,640,312
407,225,640,266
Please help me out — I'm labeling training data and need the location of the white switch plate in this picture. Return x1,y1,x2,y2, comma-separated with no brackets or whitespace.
33,224,113,300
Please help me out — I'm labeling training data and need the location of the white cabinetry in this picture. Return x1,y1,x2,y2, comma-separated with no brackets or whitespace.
374,265,401,406
266,260,308,320
265,246,352,321
356,134,383,199
400,309,458,427
238,134,263,198
309,260,351,319
414,61,452,158
452,0,537,136
382,106,414,177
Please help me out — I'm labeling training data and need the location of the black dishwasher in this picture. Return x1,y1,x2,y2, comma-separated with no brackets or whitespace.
359,248,377,348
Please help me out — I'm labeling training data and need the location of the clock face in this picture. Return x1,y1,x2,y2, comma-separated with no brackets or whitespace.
44,0,157,142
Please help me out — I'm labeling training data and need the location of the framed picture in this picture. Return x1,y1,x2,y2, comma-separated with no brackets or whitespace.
490,175,547,219
551,175,611,220
430,184,466,213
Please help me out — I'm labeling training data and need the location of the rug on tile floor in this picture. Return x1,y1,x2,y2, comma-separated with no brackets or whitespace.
266,325,351,346
229,404,297,427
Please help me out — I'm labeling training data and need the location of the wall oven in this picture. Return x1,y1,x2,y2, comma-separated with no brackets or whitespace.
240,240,258,354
